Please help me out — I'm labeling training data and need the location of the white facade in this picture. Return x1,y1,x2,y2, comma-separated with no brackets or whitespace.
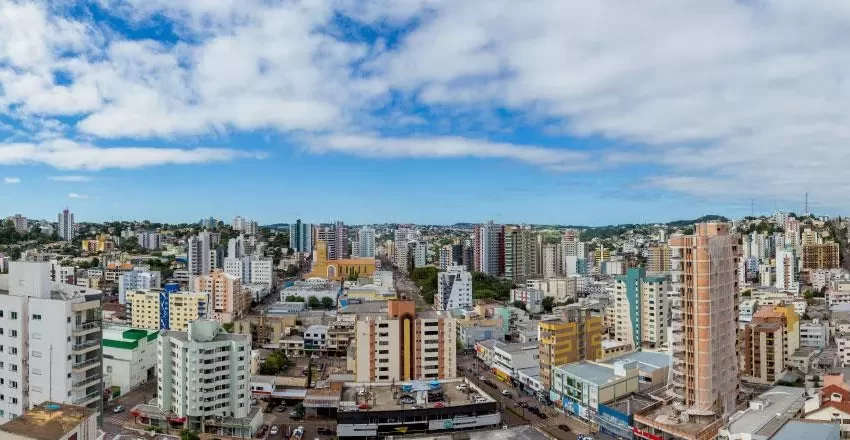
228,235,245,259
775,248,798,292
188,232,213,283
137,231,161,250
510,288,544,313
58,209,75,241
413,240,428,268
542,244,561,279
435,265,472,311
0,262,102,422
102,325,156,393
157,320,251,420
492,342,539,379
393,227,413,271
357,227,376,258
118,269,161,305
800,319,829,348
837,333,850,366
303,324,328,350
249,258,273,289
224,257,251,284
526,277,577,303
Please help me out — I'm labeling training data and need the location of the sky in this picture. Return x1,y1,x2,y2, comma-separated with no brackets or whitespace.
1,0,848,225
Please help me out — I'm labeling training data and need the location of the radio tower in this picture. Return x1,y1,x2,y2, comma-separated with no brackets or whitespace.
805,192,809,216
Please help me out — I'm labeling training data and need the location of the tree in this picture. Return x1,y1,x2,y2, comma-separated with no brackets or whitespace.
91,257,100,268
180,429,201,440
307,296,320,309
259,350,289,375
321,296,335,309
511,300,527,311
285,295,305,303
222,323,234,332
541,296,555,313
293,402,305,418
347,271,359,281
741,289,752,297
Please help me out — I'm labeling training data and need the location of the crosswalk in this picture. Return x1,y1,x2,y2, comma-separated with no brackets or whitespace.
103,413,135,429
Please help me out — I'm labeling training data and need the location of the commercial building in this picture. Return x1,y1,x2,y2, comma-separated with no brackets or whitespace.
307,241,376,281
492,341,538,383
803,243,840,270
118,268,161,304
289,219,313,253
102,325,157,394
456,319,504,350
537,306,603,390
635,222,739,440
527,277,578,303
354,299,457,382
133,320,260,437
504,225,539,283
357,226,376,258
57,208,74,241
717,386,806,440
739,305,800,384
193,270,250,324
435,265,472,311
125,286,208,331
550,359,640,416
233,312,298,349
0,262,103,421
280,278,341,303
770,420,839,440
0,401,98,440
614,268,669,349
474,221,504,277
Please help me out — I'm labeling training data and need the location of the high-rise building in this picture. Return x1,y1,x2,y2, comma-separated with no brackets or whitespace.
439,245,453,270
562,229,580,243
474,221,504,276
354,299,456,382
6,214,27,233
461,243,474,272
118,268,161,304
646,244,672,273
802,243,840,269
394,226,413,272
334,221,349,259
0,262,103,421
58,208,75,241
125,287,209,330
739,305,799,384
668,223,739,416
537,306,602,390
289,219,313,253
227,235,245,258
504,226,539,284
614,268,669,349
137,231,161,250
542,244,561,279
232,216,258,235
357,226,376,258
193,270,249,324
412,239,428,268
223,256,273,290
187,231,214,284
775,247,798,292
435,265,472,311
150,320,257,437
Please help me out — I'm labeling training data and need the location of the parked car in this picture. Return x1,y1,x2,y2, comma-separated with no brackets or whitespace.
527,406,539,414
577,436,595,440
558,424,571,431
255,424,269,438
500,389,512,397
288,411,303,420
399,396,416,404
478,375,486,381
456,383,469,390
112,405,124,413
517,401,528,408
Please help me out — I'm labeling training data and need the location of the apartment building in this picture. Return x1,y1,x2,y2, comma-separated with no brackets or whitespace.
800,319,829,348
646,244,672,273
137,231,161,250
151,320,260,437
102,325,157,393
0,262,102,422
357,226,376,258
739,305,800,384
58,209,75,241
289,219,313,253
537,306,603,390
474,221,505,276
354,299,456,382
435,265,472,311
125,286,208,331
803,243,840,270
193,270,250,324
775,247,799,292
118,268,161,304
541,244,562,279
504,225,540,283
510,288,544,313
187,232,214,283
613,268,669,349
6,214,27,234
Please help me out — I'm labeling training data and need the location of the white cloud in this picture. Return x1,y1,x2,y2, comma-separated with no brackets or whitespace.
3,177,21,184
48,175,93,182
67,192,88,199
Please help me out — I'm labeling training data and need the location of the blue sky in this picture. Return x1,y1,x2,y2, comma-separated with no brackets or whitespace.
0,1,846,225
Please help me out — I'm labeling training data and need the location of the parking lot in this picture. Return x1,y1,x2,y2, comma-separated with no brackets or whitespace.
255,400,337,439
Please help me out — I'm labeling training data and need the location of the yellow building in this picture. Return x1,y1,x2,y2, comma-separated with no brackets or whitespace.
308,240,376,281
81,234,115,253
538,307,603,390
126,289,208,331
739,304,799,384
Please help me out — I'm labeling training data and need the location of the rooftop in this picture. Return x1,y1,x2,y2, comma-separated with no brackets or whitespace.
495,342,538,355
0,402,94,440
722,386,806,439
602,351,671,373
340,379,493,411
555,361,631,386
771,420,840,440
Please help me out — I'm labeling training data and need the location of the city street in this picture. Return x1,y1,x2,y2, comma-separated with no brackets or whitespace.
257,405,337,440
102,381,158,434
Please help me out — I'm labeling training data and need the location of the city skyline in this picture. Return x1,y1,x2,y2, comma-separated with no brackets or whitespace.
2,1,849,223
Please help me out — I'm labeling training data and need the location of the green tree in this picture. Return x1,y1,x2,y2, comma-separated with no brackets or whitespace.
741,289,752,297
222,323,234,332
293,402,305,418
347,271,359,281
180,429,201,440
541,296,555,313
285,295,305,303
91,257,100,268
259,350,289,375
307,296,320,309
511,300,527,311
321,296,335,309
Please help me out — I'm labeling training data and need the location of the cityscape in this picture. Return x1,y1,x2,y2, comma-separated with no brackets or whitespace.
3,1,850,440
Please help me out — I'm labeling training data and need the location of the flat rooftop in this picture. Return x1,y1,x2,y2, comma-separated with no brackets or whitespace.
771,420,840,440
723,386,806,438
340,379,494,411
602,351,671,373
0,402,93,440
555,361,626,386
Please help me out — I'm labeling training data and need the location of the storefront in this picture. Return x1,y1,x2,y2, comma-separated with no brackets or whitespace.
598,403,634,440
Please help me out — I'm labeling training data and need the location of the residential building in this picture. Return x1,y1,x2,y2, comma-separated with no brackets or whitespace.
775,247,799,292
739,305,800,384
306,241,376,281
144,320,260,437
563,255,586,275
118,268,161,304
6,214,27,233
836,333,850,366
102,325,157,394
614,268,669,349
646,244,672,273
232,216,258,235
357,226,376,258
333,221,349,259
537,306,603,390
510,288,544,313
504,225,539,283
233,312,298,349
187,231,214,283
125,287,208,331
393,226,414,271
193,270,250,323
412,239,428,268
435,265,472,311
804,382,850,438
739,299,759,324
527,277,577,303
223,256,273,290
227,235,245,258
0,262,103,421
800,319,830,348
635,222,739,440
438,245,454,270
57,208,74,241
304,324,328,351
0,402,98,440
542,244,561,279
137,231,161,250
354,299,456,382
474,221,505,276
289,219,313,253
803,243,840,270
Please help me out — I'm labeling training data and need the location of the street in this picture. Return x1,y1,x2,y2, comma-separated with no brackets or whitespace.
102,381,158,435
256,404,336,440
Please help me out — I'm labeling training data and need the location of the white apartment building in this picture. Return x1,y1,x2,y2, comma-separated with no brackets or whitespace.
412,240,428,268
6,215,27,233
563,255,584,276
227,235,245,259
837,333,850,367
739,299,759,325
187,231,214,283
542,244,561,279
800,319,830,348
510,288,545,314
118,269,161,304
775,248,799,292
102,325,157,393
156,320,260,437
137,231,161,251
527,277,577,303
613,269,669,349
58,209,75,241
357,227,376,258
393,227,413,271
0,262,102,422
435,265,472,311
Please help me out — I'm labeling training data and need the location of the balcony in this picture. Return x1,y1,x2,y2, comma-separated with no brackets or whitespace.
72,358,100,372
73,321,101,336
73,373,102,389
72,340,100,354
74,390,101,405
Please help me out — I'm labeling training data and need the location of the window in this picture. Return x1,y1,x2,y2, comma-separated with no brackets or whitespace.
10,330,16,338
10,312,16,320
31,314,41,320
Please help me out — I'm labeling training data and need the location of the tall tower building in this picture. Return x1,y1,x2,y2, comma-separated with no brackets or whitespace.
668,222,739,418
775,247,798,292
614,268,669,349
334,221,349,259
357,226,376,258
187,231,213,284
504,226,539,283
393,226,414,272
435,265,472,311
58,208,75,241
289,219,313,253
473,221,504,276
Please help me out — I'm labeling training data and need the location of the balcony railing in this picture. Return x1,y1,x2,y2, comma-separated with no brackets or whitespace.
73,373,102,389
74,321,101,332
72,358,100,370
74,391,101,405
72,340,100,352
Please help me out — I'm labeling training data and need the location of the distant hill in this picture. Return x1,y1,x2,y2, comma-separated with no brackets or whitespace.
665,215,729,228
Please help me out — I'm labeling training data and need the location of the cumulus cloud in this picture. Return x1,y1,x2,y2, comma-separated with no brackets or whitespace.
67,192,88,199
48,175,93,182
3,177,21,184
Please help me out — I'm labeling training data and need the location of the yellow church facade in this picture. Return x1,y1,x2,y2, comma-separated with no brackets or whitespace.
307,240,377,281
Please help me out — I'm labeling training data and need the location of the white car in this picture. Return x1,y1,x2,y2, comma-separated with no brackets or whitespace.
456,384,469,390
